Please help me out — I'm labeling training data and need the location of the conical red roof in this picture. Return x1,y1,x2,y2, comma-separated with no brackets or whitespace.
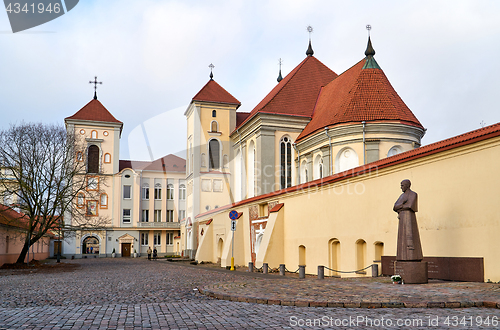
296,58,423,141
192,80,240,106
65,99,122,124
235,56,337,130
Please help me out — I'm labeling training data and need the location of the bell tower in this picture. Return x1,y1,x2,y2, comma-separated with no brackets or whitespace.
183,65,240,257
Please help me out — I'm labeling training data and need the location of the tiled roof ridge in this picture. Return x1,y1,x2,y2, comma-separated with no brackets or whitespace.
196,121,500,219
192,79,241,105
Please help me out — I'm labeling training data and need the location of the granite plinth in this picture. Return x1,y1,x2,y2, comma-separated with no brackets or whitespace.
394,261,428,284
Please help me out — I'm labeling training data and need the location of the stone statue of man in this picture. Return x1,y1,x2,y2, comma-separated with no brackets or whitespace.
393,179,423,261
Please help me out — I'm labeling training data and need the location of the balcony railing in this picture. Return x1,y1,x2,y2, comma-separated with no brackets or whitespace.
137,221,180,229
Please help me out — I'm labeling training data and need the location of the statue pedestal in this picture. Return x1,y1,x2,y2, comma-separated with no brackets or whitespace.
394,261,428,284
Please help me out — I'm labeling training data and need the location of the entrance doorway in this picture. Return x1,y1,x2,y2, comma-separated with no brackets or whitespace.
54,241,62,256
82,236,99,254
122,243,131,257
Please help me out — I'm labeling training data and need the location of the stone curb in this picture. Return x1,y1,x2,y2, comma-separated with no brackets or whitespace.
198,288,500,309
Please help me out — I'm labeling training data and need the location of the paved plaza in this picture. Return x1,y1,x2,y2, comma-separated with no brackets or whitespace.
0,258,499,329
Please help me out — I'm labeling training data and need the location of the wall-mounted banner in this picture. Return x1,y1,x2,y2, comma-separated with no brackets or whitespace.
4,0,79,33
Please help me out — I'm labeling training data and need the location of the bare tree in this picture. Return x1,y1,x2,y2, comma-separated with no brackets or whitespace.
0,122,109,264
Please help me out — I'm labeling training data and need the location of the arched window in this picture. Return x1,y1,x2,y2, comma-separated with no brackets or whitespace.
87,145,99,173
154,183,162,200
167,184,174,200
387,146,403,157
77,193,85,208
211,121,218,133
201,153,206,168
234,149,242,202
300,160,307,183
100,193,108,209
208,139,220,170
248,141,255,198
76,152,83,162
212,110,217,117
91,130,98,139
142,183,149,200
314,155,323,180
280,137,292,189
336,147,359,173
104,153,111,163
179,184,186,200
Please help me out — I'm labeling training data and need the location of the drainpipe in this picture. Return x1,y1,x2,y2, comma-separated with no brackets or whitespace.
292,143,300,184
324,127,333,176
362,121,366,165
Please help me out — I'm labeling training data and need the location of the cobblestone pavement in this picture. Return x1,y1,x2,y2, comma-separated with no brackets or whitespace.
0,258,499,329
200,275,500,308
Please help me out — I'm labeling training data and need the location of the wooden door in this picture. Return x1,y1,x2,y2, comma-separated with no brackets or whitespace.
54,241,62,255
122,243,131,257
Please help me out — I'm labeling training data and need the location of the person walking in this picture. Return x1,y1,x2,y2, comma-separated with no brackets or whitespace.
147,247,152,260
153,247,157,260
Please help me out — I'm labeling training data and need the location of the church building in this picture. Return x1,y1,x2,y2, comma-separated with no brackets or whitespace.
58,31,500,282
188,36,500,282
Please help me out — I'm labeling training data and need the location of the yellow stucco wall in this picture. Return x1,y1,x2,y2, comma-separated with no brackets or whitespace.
196,135,500,282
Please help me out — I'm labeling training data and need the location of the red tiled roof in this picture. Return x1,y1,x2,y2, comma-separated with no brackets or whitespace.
0,204,28,229
234,56,338,131
197,121,500,219
192,80,241,106
65,99,122,124
119,160,151,171
236,112,251,127
119,154,186,173
0,204,58,238
297,58,423,141
143,154,186,172
269,203,284,213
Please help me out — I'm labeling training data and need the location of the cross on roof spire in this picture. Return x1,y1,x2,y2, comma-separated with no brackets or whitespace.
306,25,314,56
307,25,313,39
209,63,215,80
366,24,372,36
277,58,283,82
89,76,102,100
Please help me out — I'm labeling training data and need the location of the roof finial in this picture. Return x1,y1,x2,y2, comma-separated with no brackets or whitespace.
89,76,102,100
364,25,375,57
277,58,283,82
209,63,214,80
306,25,314,56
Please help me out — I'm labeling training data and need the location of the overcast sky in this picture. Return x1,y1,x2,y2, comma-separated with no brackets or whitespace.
0,0,499,161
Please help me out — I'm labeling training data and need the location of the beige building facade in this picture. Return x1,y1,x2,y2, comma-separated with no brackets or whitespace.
63,98,185,258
